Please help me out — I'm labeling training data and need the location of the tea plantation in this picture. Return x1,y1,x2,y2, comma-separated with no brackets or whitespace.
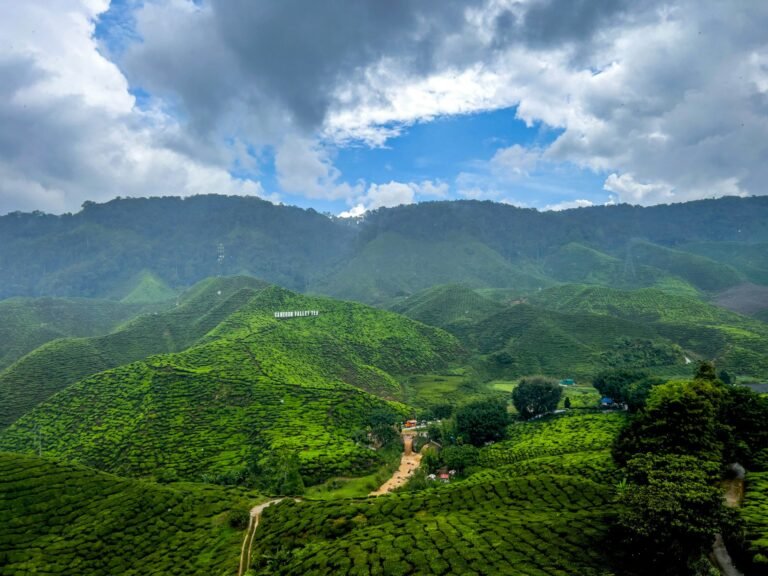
247,411,625,575
740,471,768,571
0,452,261,576
0,285,460,484
0,276,271,428
251,474,615,575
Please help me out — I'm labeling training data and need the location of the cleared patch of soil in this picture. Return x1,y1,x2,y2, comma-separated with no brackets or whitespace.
714,283,768,316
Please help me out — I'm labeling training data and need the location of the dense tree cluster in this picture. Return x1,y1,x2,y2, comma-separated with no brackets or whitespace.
611,362,768,574
455,398,510,446
511,376,562,420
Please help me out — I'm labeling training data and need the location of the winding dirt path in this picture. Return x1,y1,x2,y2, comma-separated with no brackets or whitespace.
238,499,284,576
369,433,422,496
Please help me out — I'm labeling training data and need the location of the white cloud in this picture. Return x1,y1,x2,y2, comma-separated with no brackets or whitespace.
602,173,674,205
4,0,768,212
543,199,594,211
0,0,270,215
338,179,448,217
274,136,361,200
490,145,542,178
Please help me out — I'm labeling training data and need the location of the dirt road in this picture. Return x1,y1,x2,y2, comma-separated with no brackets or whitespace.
238,499,284,576
369,433,422,496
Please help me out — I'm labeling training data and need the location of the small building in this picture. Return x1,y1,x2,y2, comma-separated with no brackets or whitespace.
404,419,418,429
559,378,576,386
600,396,615,407
438,473,450,483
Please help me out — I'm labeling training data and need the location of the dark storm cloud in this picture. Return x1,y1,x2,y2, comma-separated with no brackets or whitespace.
123,0,483,135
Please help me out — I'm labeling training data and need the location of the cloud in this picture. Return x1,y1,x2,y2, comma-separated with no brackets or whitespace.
274,136,361,200
338,179,448,217
0,1,269,215
4,0,768,212
543,199,594,211
490,145,542,178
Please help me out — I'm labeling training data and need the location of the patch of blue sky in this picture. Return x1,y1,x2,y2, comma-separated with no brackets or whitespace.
334,107,547,184
94,0,143,57
333,106,608,210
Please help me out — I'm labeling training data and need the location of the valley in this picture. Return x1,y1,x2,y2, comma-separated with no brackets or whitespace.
1,197,768,575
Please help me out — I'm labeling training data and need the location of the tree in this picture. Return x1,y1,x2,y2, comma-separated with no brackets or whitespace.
455,398,509,446
564,397,571,409
512,376,562,420
613,379,725,465
593,369,650,406
614,454,726,575
694,360,717,381
440,444,479,475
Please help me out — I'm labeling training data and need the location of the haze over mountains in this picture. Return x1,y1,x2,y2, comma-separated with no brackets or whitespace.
2,195,768,309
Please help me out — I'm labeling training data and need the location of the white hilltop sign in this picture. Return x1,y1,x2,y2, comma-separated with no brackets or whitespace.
274,310,320,319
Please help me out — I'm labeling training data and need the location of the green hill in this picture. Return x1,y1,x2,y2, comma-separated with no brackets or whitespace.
0,452,260,576
0,297,165,372
627,241,744,292
248,412,624,575
3,196,768,301
388,284,504,330
310,232,551,304
462,303,676,379
0,276,270,428
119,270,178,303
0,286,460,485
529,285,768,377
683,241,768,285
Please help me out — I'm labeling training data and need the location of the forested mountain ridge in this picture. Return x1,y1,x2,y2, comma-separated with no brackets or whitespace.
2,195,768,303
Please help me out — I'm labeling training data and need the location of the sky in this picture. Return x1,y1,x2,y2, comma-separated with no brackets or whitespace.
0,0,766,216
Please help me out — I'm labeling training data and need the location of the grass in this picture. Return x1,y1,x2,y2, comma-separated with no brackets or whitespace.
251,475,615,575
0,451,262,576
303,446,402,500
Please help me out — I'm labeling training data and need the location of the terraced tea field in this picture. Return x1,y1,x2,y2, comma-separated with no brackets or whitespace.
0,452,261,576
740,471,768,570
0,285,459,485
251,474,615,575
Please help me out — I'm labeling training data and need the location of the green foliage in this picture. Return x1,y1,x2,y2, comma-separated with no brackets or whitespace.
0,296,165,372
0,276,269,428
312,232,550,304
739,471,768,572
0,452,262,576
455,397,509,446
719,385,768,469
614,454,727,576
479,412,627,471
529,284,768,379
512,376,562,420
0,285,459,486
119,270,178,303
251,473,616,575
613,379,725,464
592,368,666,410
388,284,504,330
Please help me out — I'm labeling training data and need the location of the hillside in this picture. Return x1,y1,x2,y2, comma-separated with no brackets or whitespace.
0,285,461,485
0,296,166,372
3,196,768,302
528,285,768,377
0,276,270,428
387,284,504,330
249,412,624,575
0,452,260,576
311,232,549,304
